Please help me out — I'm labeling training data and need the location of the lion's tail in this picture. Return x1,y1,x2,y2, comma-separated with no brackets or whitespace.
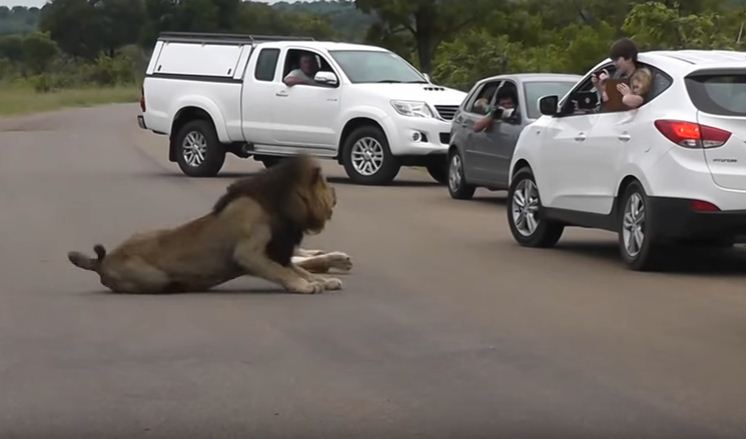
67,244,106,273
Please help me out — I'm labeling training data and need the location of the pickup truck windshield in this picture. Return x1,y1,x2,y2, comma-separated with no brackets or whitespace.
330,50,426,84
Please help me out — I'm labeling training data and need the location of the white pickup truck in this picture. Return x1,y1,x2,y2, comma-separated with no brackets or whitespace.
137,32,468,185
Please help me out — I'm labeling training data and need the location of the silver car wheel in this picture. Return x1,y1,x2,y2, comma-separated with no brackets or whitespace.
182,131,208,168
622,192,646,257
351,137,384,176
512,178,541,237
449,153,463,192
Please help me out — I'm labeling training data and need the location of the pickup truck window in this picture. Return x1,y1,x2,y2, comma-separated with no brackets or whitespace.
329,50,427,84
255,48,280,82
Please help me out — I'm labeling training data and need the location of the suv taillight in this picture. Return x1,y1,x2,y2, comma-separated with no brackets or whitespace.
654,119,730,149
139,85,146,112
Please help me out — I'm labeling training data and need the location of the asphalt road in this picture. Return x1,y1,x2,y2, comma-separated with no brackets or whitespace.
2,104,746,439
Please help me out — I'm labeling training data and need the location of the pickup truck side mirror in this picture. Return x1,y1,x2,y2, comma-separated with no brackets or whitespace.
539,95,559,116
314,71,338,86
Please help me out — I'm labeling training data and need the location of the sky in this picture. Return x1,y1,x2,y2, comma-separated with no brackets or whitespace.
0,0,312,7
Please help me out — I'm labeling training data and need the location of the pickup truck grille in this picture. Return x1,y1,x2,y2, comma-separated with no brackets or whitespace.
435,105,459,121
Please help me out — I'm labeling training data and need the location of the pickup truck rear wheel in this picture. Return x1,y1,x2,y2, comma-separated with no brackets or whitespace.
342,126,400,185
175,120,225,177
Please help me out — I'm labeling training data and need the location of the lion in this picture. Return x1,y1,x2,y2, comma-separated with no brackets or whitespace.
67,155,351,294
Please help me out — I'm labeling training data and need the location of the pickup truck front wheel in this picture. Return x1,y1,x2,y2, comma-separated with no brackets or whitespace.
175,120,226,177
342,126,400,185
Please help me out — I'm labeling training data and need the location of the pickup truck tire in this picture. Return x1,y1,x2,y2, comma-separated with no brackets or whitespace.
175,120,225,177
342,126,400,185
425,159,448,185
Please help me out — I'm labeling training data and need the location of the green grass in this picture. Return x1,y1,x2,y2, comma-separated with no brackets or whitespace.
0,85,139,116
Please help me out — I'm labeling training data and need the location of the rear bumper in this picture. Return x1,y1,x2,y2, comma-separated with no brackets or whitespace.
137,115,147,130
649,197,746,242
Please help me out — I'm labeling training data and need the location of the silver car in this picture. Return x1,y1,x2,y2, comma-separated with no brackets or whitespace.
447,73,581,199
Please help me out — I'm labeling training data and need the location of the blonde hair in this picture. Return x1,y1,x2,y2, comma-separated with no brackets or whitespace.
630,67,652,96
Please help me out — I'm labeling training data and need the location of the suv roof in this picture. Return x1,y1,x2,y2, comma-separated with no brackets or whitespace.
638,50,746,75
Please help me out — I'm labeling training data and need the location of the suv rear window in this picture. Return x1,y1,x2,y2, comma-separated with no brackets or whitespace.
685,72,746,116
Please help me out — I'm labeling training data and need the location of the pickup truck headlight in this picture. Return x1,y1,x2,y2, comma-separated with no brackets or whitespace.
391,100,434,118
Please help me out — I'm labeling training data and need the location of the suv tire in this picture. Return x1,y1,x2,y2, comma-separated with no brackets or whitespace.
507,168,564,247
342,126,400,185
618,181,662,271
175,120,225,177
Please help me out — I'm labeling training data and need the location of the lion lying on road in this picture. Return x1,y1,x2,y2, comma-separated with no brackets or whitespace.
68,155,351,294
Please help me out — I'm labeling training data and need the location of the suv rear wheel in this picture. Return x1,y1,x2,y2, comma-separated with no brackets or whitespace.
175,120,225,177
342,126,400,185
507,168,564,247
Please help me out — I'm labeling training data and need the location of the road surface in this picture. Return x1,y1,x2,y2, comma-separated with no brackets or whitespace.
2,104,746,438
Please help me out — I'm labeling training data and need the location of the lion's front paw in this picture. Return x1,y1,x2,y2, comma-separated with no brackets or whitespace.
322,277,343,291
325,252,353,273
287,279,324,295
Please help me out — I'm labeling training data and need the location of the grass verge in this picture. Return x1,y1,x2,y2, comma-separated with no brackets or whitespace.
0,85,139,116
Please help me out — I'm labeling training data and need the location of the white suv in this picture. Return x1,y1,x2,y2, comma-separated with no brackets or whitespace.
507,50,746,270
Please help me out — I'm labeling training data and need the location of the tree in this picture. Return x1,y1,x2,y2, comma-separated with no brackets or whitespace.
355,0,498,73
0,34,24,62
234,2,336,40
623,1,736,50
39,0,106,59
96,0,146,57
22,32,59,74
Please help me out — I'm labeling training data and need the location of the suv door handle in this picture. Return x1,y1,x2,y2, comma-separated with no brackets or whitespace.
618,133,631,142
275,90,288,97
574,133,586,142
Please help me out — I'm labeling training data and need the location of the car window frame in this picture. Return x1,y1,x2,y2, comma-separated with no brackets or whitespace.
254,47,281,82
555,61,673,118
494,79,522,125
463,79,503,115
281,47,341,89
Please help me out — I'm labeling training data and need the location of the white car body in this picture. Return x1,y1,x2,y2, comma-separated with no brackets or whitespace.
138,32,467,184
508,50,746,269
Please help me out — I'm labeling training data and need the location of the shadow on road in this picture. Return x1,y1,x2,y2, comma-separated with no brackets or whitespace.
79,287,319,296
141,171,442,187
557,241,746,275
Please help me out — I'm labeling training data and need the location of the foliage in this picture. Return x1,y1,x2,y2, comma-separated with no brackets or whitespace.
21,32,58,74
356,0,500,73
623,1,739,50
3,0,746,96
0,6,40,35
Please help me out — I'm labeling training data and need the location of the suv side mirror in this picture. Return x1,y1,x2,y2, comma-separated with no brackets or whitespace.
314,71,338,86
539,95,559,116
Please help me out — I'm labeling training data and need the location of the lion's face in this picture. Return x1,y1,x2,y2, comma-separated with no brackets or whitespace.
299,162,336,235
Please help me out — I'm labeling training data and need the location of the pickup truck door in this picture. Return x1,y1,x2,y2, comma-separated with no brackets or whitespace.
270,48,342,150
241,46,282,145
